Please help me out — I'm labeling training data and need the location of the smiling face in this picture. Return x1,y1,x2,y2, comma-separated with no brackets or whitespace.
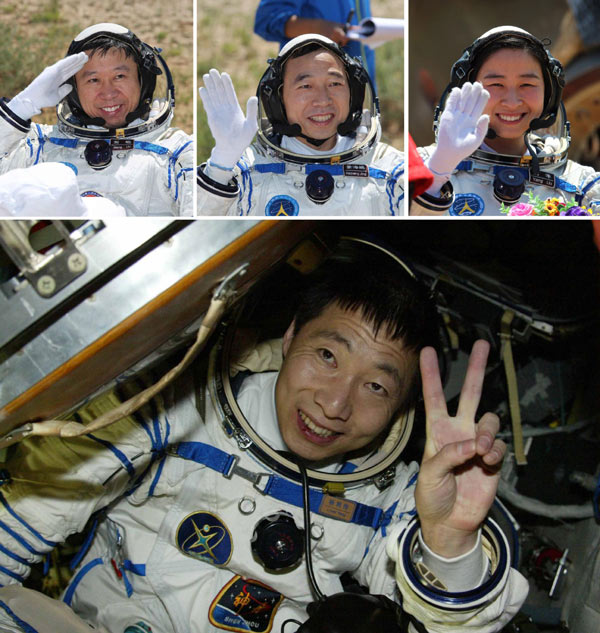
281,48,350,151
275,303,415,463
475,48,545,155
74,47,141,128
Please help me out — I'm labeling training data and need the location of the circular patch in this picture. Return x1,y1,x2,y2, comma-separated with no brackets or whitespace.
450,193,485,216
265,195,299,217
176,511,233,566
80,191,104,198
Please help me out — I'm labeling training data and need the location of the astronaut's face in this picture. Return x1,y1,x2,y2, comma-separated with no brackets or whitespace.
75,48,141,128
281,48,351,151
275,303,414,463
476,48,545,155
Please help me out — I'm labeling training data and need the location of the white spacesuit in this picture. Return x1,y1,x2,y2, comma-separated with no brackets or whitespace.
411,26,600,217
197,34,403,216
0,24,193,217
0,340,526,633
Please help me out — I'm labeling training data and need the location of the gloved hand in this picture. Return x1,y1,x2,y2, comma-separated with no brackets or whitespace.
8,53,89,121
199,69,258,170
427,82,490,183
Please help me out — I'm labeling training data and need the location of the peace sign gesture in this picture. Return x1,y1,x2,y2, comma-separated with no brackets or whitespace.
415,340,506,558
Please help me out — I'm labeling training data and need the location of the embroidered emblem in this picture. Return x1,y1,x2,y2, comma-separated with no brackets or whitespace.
265,195,299,217
176,511,233,566
450,193,485,216
80,191,104,197
209,575,284,633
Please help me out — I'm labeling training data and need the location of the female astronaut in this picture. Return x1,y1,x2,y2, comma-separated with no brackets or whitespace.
410,26,600,216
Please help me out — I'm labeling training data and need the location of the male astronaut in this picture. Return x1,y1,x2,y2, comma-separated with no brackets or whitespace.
0,239,526,632
197,34,403,216
410,26,600,216
0,23,193,217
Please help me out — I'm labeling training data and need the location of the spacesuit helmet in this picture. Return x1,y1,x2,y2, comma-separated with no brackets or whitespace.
57,23,175,138
256,34,380,163
210,236,440,489
435,26,569,168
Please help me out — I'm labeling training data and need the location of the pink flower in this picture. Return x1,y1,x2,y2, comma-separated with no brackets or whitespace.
508,203,534,216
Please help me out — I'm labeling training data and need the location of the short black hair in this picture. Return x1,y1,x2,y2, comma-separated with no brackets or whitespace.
82,36,136,61
293,238,439,353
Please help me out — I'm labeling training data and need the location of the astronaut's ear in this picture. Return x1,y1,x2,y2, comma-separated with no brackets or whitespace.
282,319,296,357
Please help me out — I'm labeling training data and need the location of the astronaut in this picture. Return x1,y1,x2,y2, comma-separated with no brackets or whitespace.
197,34,403,216
0,23,193,217
410,26,600,216
0,237,527,632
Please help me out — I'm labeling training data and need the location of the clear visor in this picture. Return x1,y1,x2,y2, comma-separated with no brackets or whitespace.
56,51,174,139
256,80,381,163
435,93,570,167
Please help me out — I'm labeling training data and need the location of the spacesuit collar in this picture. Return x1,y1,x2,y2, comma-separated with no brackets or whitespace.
468,134,568,169
280,134,357,156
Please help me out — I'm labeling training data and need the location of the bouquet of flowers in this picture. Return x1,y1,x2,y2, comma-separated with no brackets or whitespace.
500,191,598,216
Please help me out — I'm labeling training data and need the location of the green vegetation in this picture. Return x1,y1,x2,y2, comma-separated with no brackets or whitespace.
30,0,61,24
0,22,76,122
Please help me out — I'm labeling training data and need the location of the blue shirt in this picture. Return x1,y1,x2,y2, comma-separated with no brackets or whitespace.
254,0,376,83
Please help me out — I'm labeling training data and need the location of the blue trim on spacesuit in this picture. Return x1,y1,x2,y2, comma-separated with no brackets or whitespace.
580,175,600,200
174,441,384,528
70,518,99,572
148,455,166,498
0,542,30,568
0,493,57,549
87,435,136,479
120,560,146,597
48,137,78,149
386,162,404,215
63,557,103,606
399,517,509,611
0,599,39,633
0,565,26,584
167,140,192,197
33,125,45,166
0,520,45,558
237,157,254,215
26,138,33,159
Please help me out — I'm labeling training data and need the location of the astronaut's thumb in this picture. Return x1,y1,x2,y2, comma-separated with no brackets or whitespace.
57,84,73,101
475,114,490,141
245,96,259,123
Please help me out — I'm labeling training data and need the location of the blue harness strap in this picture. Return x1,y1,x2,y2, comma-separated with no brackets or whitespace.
254,163,388,179
174,441,383,529
63,557,103,606
0,599,39,633
33,125,45,165
47,137,79,149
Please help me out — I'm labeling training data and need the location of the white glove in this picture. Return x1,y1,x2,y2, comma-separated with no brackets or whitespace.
0,163,86,217
426,82,490,191
199,69,258,171
8,52,88,121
